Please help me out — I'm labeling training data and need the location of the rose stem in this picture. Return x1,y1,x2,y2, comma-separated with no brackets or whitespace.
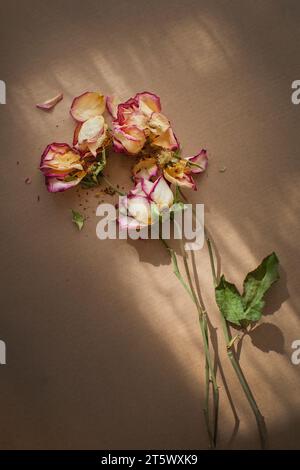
206,234,267,449
178,236,219,448
160,237,218,448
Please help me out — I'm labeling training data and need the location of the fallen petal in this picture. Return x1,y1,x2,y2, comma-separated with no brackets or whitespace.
187,149,208,174
36,93,63,110
70,91,106,122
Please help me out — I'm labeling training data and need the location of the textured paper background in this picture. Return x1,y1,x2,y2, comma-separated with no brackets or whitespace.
0,0,299,449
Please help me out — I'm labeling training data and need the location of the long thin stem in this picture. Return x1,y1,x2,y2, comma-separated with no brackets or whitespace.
161,237,217,448
206,234,217,286
175,186,219,446
206,235,267,449
178,238,219,447
178,186,266,448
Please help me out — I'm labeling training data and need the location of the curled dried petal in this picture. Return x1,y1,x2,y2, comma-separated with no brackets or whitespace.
70,92,105,122
36,93,63,110
187,149,208,174
148,112,170,136
164,168,196,190
78,115,105,144
46,171,86,193
106,95,121,119
150,176,174,210
40,143,83,177
113,125,146,155
151,127,179,150
135,92,161,116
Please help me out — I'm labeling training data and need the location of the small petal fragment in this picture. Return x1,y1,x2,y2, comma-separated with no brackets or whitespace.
36,93,63,110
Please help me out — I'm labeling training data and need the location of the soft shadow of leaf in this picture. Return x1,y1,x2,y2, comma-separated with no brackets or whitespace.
250,322,285,354
263,266,289,317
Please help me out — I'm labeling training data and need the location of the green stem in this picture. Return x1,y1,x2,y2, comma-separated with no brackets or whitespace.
179,239,219,447
161,237,218,448
206,234,217,286
203,314,211,445
206,235,267,449
160,238,194,301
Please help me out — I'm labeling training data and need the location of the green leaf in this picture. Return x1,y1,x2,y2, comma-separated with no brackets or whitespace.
215,253,279,327
215,276,245,326
242,252,279,323
71,210,85,231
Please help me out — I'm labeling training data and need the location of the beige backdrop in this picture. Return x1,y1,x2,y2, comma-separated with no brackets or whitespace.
0,0,299,450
